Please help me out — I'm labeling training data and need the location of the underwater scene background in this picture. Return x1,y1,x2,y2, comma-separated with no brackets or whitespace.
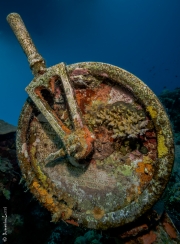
0,0,180,126
0,0,180,243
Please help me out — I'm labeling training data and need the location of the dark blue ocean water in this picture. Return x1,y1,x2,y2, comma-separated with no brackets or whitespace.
0,0,180,126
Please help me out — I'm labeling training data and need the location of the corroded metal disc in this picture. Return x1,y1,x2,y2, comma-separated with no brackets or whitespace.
16,62,174,229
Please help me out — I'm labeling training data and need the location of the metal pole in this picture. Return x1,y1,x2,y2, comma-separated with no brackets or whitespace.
7,13,46,76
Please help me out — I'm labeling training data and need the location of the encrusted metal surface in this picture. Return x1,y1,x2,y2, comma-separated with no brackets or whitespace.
118,211,180,243
16,62,174,229
7,13,46,75
25,62,95,165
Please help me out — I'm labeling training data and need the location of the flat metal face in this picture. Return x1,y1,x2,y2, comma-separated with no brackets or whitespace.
16,62,174,229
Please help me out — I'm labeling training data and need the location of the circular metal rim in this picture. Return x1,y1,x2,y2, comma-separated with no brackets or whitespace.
16,62,174,229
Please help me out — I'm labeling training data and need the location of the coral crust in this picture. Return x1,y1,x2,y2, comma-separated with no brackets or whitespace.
157,134,168,158
146,106,157,119
92,207,105,220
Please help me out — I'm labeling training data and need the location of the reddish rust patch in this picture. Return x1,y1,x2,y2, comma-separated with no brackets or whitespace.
145,131,156,138
93,83,111,102
162,213,177,239
120,224,148,238
75,88,96,114
65,218,79,227
75,84,111,114
143,141,157,151
119,211,180,243
49,75,59,93
138,231,157,244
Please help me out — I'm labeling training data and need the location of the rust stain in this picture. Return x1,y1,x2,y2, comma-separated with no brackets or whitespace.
49,75,59,93
75,88,96,114
138,230,157,244
75,84,111,114
65,218,79,227
120,224,148,239
93,83,111,102
162,214,177,239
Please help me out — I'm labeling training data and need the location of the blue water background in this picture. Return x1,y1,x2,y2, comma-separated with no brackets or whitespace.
0,0,180,126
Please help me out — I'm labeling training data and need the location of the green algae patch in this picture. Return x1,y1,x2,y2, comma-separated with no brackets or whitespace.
116,165,133,177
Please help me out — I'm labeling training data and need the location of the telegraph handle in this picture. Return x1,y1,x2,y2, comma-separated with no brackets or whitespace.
7,13,46,76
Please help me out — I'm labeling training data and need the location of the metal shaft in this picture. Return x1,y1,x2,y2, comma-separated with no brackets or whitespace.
7,13,46,75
